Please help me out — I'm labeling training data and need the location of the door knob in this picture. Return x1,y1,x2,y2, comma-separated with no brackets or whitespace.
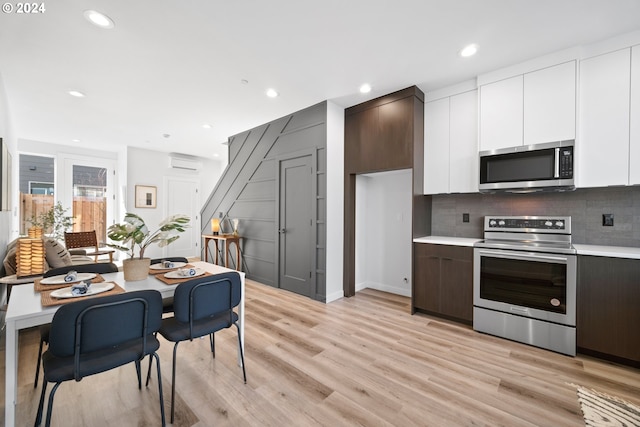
279,228,286,234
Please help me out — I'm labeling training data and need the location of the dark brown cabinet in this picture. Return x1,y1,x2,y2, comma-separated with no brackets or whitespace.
577,255,640,366
343,86,426,297
344,89,418,174
413,243,473,323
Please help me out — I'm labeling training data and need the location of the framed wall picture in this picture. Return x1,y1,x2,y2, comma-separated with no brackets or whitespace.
135,185,157,208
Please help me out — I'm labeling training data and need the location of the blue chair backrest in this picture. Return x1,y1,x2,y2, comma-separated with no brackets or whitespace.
173,272,241,324
150,257,188,265
44,262,119,277
48,290,162,358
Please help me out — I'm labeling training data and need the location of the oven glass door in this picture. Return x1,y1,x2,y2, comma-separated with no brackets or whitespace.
474,248,576,325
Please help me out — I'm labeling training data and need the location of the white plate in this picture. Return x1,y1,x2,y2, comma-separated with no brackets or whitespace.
50,282,115,299
149,261,187,270
164,268,205,279
40,272,97,285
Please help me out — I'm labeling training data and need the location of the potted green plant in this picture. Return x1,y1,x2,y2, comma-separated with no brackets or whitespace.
107,213,190,280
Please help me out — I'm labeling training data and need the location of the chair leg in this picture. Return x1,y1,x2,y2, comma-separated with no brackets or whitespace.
34,380,48,427
152,352,166,427
135,360,142,389
34,337,45,388
44,382,61,427
146,333,158,387
209,333,215,358
235,323,247,384
170,342,180,424
145,353,153,387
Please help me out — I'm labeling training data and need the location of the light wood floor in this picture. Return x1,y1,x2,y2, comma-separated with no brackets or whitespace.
1,279,639,426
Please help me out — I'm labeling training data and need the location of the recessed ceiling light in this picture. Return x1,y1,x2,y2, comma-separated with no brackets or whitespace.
359,83,372,94
72,139,81,143
213,153,220,158
68,90,85,98
266,88,279,98
202,124,212,129
459,44,478,58
84,10,115,29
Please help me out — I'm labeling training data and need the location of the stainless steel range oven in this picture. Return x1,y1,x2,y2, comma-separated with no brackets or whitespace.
473,216,577,356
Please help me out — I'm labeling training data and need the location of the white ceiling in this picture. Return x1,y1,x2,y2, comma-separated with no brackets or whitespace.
1,0,640,160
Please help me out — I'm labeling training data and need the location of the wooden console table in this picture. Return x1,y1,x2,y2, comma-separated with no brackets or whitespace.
202,234,242,271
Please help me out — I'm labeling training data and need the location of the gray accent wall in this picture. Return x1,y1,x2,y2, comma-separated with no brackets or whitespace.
201,102,327,300
430,186,640,247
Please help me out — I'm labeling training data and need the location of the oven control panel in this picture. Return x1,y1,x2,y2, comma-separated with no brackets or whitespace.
485,216,571,233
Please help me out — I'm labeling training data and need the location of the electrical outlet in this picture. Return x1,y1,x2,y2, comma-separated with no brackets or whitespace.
602,214,614,226
463,213,470,223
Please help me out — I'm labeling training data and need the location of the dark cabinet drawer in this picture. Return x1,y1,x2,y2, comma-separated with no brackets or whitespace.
413,243,473,323
577,255,640,365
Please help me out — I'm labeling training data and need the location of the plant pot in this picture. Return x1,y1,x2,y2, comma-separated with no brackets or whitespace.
122,258,151,281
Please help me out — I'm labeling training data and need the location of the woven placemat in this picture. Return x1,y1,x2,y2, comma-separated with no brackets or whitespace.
155,271,213,285
148,263,195,275
41,282,125,307
34,274,106,292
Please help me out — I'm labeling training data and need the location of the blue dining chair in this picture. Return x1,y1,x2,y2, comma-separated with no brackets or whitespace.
148,272,246,423
34,262,120,388
34,290,165,427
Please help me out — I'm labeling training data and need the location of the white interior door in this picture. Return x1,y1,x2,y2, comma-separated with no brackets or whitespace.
165,177,199,258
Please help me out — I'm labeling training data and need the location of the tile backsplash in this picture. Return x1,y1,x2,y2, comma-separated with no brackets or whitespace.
430,186,640,247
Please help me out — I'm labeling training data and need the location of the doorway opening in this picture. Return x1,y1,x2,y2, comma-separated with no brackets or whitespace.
355,169,412,296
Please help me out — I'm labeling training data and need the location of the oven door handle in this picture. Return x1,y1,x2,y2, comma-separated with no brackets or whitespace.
477,249,569,263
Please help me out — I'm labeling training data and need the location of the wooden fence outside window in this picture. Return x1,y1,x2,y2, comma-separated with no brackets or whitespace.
20,193,108,243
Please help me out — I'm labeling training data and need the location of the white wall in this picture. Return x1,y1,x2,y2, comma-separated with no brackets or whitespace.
325,101,345,302
355,169,412,297
0,72,17,240
0,71,16,306
126,147,223,259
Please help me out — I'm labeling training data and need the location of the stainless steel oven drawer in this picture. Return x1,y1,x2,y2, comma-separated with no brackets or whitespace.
473,307,576,356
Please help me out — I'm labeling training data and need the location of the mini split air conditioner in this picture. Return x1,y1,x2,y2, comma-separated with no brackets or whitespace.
168,153,202,171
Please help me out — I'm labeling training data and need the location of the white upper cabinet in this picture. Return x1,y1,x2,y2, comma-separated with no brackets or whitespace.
479,61,576,151
578,48,631,187
524,61,576,145
631,45,640,185
424,90,478,194
424,97,450,194
449,90,478,193
479,76,523,151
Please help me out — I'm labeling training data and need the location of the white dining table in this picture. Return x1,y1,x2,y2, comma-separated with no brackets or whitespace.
3,261,245,427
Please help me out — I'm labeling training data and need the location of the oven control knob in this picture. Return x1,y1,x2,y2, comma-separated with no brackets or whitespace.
498,220,506,226
489,220,497,227
555,221,564,228
545,221,553,227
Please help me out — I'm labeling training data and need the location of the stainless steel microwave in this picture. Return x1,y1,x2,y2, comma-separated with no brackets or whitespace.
479,140,575,193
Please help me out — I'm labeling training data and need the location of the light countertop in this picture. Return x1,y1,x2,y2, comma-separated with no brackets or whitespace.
573,244,640,260
413,236,640,259
413,236,481,247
